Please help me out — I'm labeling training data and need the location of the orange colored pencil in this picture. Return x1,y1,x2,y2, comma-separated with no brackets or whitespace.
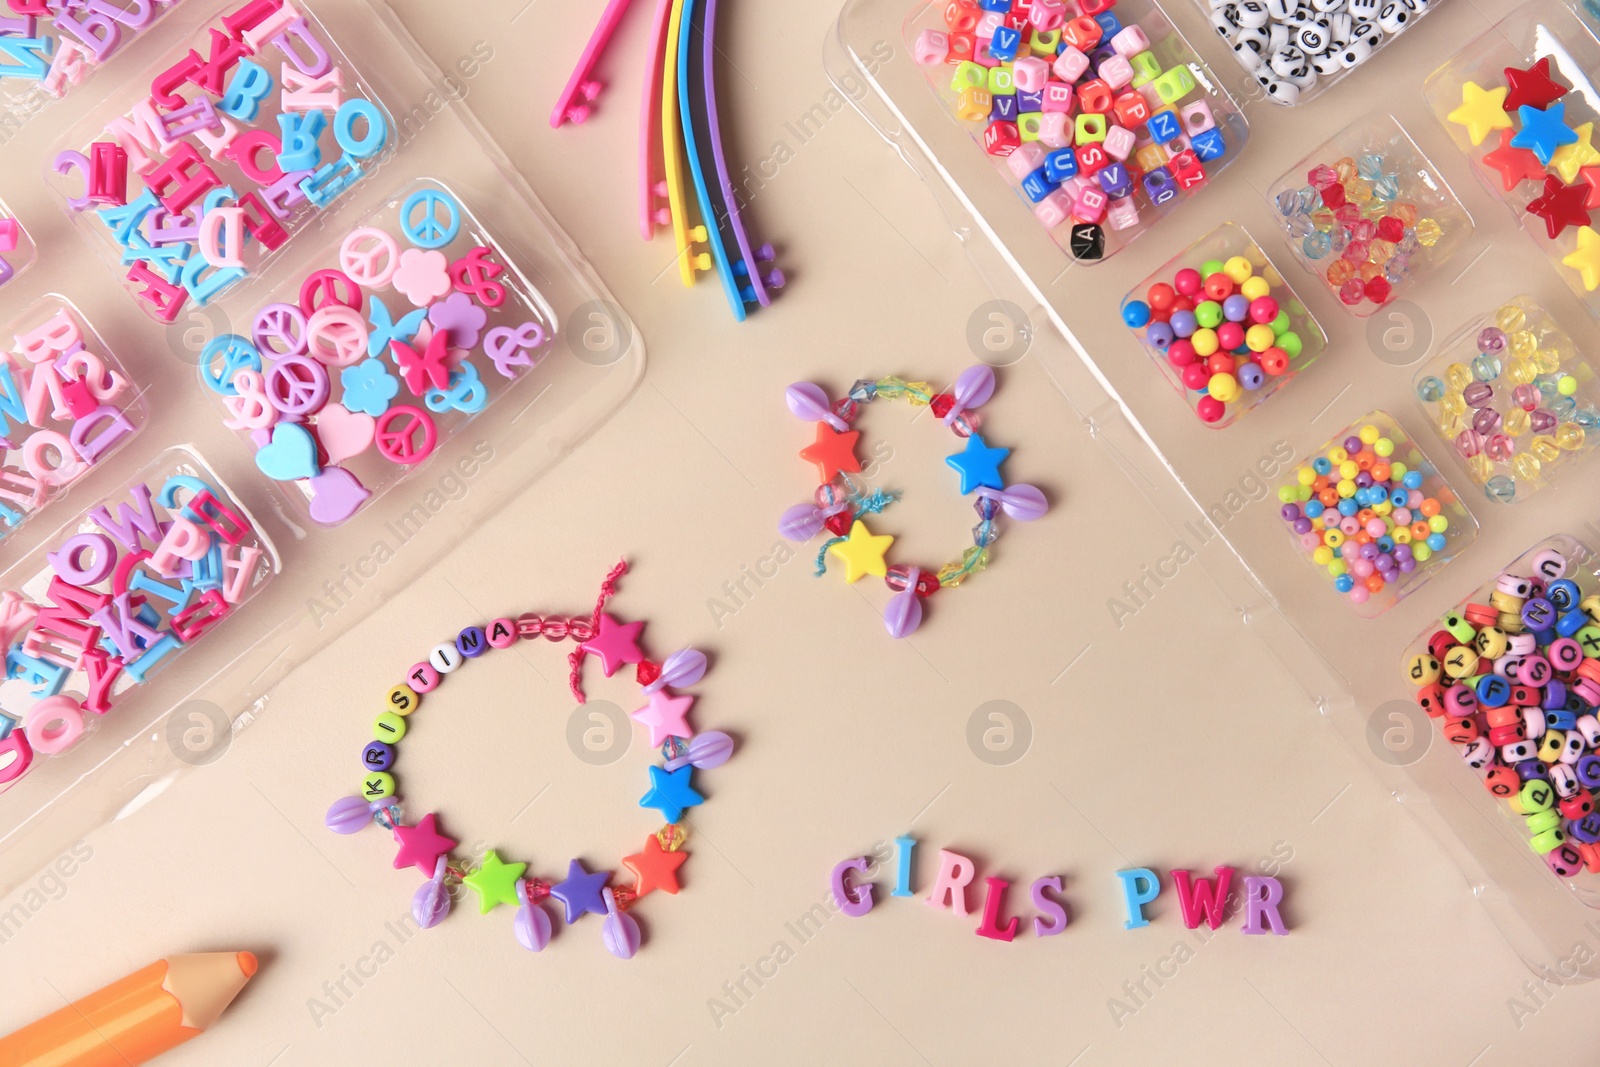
0,951,257,1067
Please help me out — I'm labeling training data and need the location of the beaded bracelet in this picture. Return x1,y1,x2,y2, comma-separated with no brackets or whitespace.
779,366,1049,638
324,561,730,959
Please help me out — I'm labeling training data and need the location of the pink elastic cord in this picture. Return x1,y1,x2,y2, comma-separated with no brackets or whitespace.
550,0,639,128
640,0,676,239
568,558,630,702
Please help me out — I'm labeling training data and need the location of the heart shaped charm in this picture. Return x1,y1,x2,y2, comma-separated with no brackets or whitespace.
307,467,370,526
255,422,320,481
317,403,376,463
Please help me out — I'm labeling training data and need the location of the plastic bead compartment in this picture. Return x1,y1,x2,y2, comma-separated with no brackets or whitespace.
905,0,1250,264
1397,534,1600,903
1413,295,1599,505
1121,221,1325,428
0,444,280,793
1423,1,1600,315
1266,110,1473,319
1275,409,1477,618
0,0,187,126
197,177,555,528
1192,0,1448,107
43,0,397,322
0,295,150,541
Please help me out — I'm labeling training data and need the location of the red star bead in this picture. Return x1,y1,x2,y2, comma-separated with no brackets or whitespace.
580,613,646,677
1579,166,1600,211
798,423,861,484
1502,57,1568,113
623,835,689,896
1482,128,1548,192
1526,175,1592,239
392,813,456,876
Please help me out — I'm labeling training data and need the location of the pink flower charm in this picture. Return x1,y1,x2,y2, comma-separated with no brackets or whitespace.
393,248,450,307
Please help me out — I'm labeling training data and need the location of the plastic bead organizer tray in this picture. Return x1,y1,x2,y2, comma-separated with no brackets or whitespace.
829,0,1600,975
0,0,642,899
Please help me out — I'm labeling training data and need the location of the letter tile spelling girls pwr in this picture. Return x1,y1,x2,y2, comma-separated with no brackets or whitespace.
45,0,394,322
0,297,147,539
1424,2,1600,315
0,447,277,792
550,0,784,321
910,0,1248,263
325,562,732,960
0,0,185,124
778,368,1049,638
1402,539,1600,885
196,180,553,527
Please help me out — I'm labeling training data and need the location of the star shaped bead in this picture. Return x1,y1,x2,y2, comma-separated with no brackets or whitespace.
827,520,894,583
549,858,611,923
1581,166,1600,210
631,690,694,747
580,613,645,677
1526,176,1592,239
1551,122,1600,184
1562,226,1600,291
1503,57,1568,112
1447,81,1512,146
798,423,861,484
624,835,689,896
640,764,704,823
463,850,527,913
1512,102,1578,165
1482,128,1548,192
945,434,1010,494
392,813,457,876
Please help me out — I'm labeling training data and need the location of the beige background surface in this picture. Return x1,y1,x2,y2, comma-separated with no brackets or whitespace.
3,0,1599,1065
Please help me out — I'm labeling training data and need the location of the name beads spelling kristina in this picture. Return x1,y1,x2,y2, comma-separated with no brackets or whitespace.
830,837,1289,939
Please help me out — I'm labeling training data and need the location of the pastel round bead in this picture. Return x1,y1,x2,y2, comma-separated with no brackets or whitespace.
361,770,396,800
487,618,519,648
430,641,463,674
375,711,408,743
363,740,395,772
407,662,441,692
387,684,420,716
457,625,487,658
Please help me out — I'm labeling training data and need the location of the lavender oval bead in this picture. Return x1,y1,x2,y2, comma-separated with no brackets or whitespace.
1462,382,1494,408
326,795,376,834
1479,327,1508,355
1472,407,1502,435
1531,409,1559,433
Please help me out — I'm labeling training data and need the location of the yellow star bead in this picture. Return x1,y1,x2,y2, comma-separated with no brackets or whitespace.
462,850,526,913
1448,82,1513,146
827,520,894,583
1552,123,1600,184
1563,227,1600,291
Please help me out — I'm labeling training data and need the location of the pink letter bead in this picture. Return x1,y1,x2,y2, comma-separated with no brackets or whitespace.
1104,125,1136,161
1097,55,1134,91
914,29,949,65
1041,82,1075,114
1111,26,1151,56
1116,867,1161,929
1030,0,1065,30
1241,875,1288,935
1106,196,1140,231
486,617,518,648
1012,56,1049,93
406,661,441,692
1171,867,1235,930
1052,46,1089,83
1031,876,1070,936
1038,112,1071,148
26,695,86,755
1181,101,1216,135
1005,141,1048,180
925,848,976,916
1033,189,1073,229
831,857,875,917
1073,186,1108,224
974,875,1019,942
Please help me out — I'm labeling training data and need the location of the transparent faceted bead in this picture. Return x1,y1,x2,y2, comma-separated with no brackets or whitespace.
1302,230,1332,260
1471,354,1502,382
1275,189,1302,216
1556,423,1586,450
1495,304,1527,332
972,520,1000,547
1485,475,1516,502
849,379,878,402
1416,376,1445,403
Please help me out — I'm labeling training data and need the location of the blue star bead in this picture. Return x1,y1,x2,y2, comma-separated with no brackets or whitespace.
1513,102,1579,165
945,434,1011,494
640,764,704,823
549,859,611,924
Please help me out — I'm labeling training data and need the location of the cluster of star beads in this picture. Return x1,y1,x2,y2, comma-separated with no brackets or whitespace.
1404,546,1600,879
913,1,1227,261
1415,299,1599,504
1276,423,1452,607
1122,253,1307,425
1274,140,1444,313
1447,59,1600,291
325,608,732,960
779,368,1048,638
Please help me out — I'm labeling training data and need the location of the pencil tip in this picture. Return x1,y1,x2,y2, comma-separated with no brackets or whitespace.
237,952,258,979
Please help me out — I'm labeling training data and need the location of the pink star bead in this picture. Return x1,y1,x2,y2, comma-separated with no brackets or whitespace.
580,613,645,677
631,690,694,747
392,813,456,876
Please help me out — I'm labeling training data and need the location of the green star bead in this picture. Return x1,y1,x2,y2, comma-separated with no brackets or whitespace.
462,850,526,914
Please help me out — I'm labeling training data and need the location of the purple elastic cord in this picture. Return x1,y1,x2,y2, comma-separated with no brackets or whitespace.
700,0,783,307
